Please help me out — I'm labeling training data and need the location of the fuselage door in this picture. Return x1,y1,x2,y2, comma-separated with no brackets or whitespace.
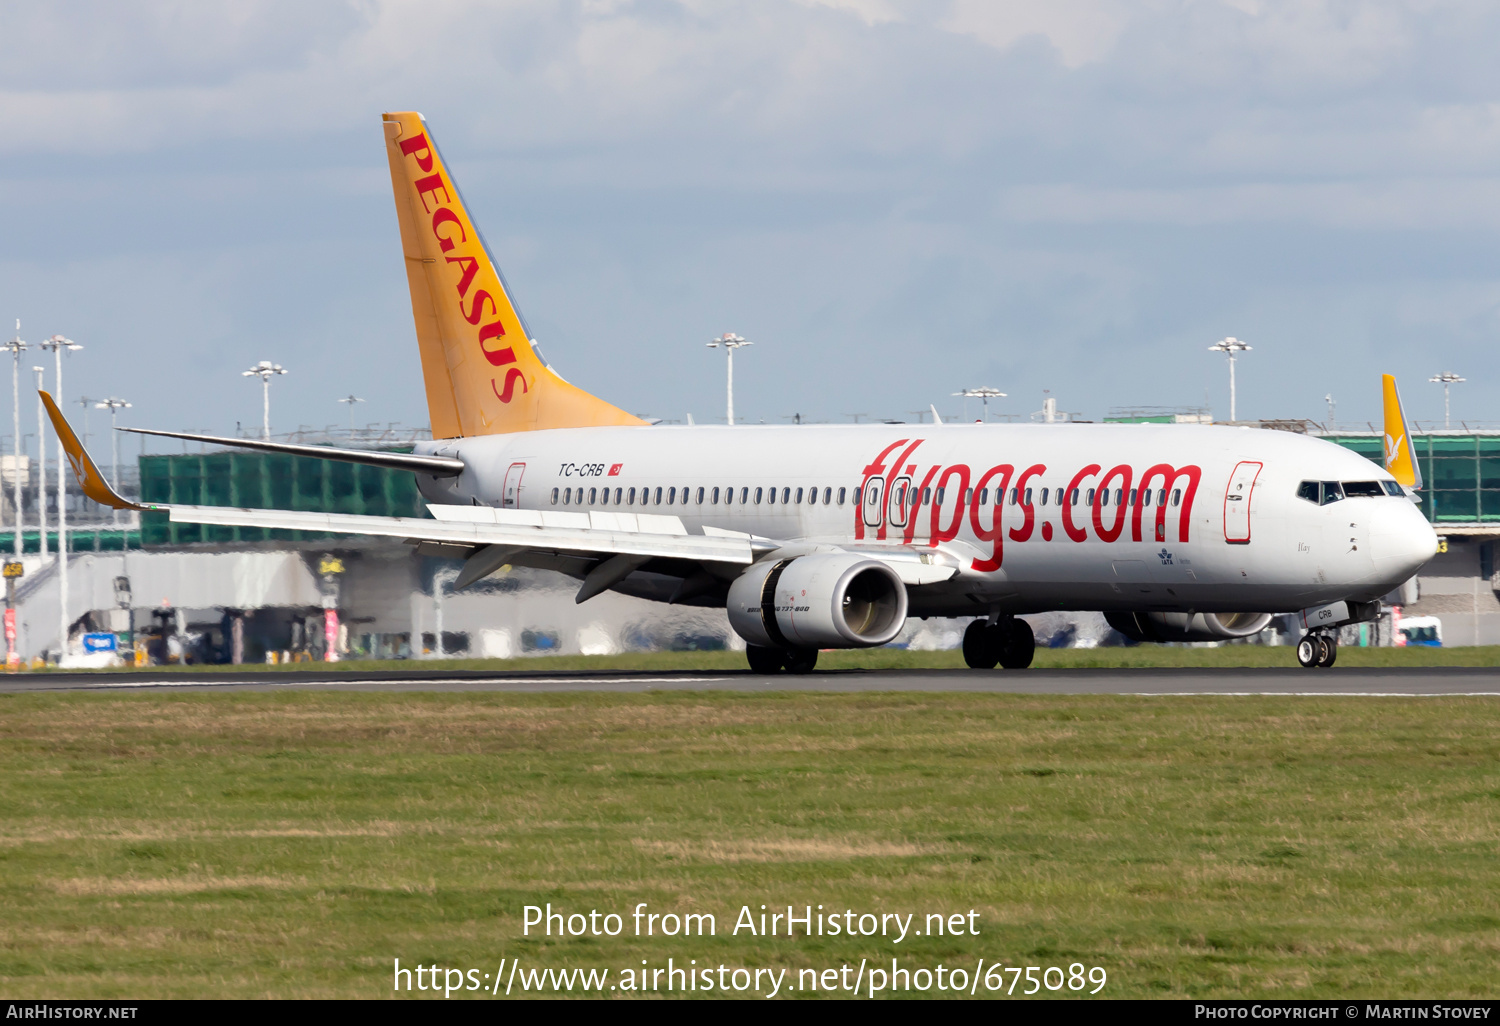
863,477,884,529
502,462,526,508
1223,461,1262,544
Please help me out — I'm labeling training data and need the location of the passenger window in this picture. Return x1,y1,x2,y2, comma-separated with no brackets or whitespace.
1023,488,1033,506
667,487,676,504
1343,481,1383,498
1071,488,1080,506
1142,489,1152,507
1171,489,1180,507
979,488,988,505
627,487,636,505
768,487,777,505
1100,489,1110,507
551,487,559,505
566,487,575,504
808,487,818,506
1157,489,1166,507
614,488,622,504
852,487,860,505
964,487,973,505
589,487,597,504
694,486,703,504
795,487,804,503
782,487,790,504
740,487,749,504
711,486,719,504
1382,481,1405,496
755,487,763,504
936,488,945,505
1086,488,1095,506
1009,488,1018,505
1129,488,1138,506
1320,481,1344,505
837,487,846,505
1039,488,1049,506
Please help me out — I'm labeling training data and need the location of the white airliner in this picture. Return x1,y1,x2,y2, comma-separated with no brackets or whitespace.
44,112,1438,672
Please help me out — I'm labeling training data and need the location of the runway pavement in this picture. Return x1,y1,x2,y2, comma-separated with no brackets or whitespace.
2,665,1498,696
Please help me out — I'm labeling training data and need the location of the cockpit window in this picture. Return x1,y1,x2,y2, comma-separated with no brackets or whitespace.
1296,481,1348,505
1342,481,1383,498
1382,481,1405,497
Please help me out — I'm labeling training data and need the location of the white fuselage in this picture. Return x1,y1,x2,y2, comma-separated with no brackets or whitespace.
413,423,1437,617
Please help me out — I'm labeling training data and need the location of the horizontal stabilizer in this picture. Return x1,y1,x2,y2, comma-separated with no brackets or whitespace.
119,427,465,476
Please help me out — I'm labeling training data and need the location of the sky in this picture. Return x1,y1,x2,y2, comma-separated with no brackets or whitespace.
1,0,1498,447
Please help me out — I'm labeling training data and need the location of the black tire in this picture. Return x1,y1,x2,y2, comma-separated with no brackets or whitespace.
1296,636,1319,667
997,618,1036,670
1317,635,1338,668
746,645,784,674
962,619,999,669
783,648,819,674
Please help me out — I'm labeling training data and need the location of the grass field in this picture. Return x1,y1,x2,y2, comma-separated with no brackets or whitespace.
30,643,1500,676
3,689,1500,999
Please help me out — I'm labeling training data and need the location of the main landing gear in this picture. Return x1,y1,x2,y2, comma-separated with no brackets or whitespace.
962,617,1036,670
746,645,819,675
1296,630,1338,669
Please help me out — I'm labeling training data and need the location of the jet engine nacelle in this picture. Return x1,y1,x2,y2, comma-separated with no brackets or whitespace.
727,553,908,650
1105,610,1274,644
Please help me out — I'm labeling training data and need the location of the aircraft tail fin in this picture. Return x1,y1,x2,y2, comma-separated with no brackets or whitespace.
1381,374,1422,490
381,112,645,438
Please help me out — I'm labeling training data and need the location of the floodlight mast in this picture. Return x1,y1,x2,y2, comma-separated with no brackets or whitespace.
2,323,26,558
39,334,81,663
1428,372,1465,429
705,333,751,425
242,361,287,440
32,367,45,559
1208,337,1251,422
96,398,131,525
337,394,365,433
952,387,1007,423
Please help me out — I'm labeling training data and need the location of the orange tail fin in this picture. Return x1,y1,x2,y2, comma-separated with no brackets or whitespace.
382,112,644,437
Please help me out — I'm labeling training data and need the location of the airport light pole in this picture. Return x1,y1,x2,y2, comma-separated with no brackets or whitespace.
1429,372,1464,429
1208,337,1251,422
2,324,26,558
1324,393,1336,430
95,398,131,525
40,334,81,663
337,394,365,434
953,387,1007,423
242,361,287,440
32,368,46,560
705,333,751,425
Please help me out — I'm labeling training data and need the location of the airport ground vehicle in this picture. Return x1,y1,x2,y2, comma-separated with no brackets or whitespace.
1398,616,1443,647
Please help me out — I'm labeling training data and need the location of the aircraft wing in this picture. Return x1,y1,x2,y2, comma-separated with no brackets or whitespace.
162,502,759,566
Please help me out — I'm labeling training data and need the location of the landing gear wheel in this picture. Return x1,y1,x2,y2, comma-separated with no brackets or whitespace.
746,645,784,674
963,620,999,669
1296,635,1319,668
997,618,1036,670
1316,634,1338,668
783,648,819,674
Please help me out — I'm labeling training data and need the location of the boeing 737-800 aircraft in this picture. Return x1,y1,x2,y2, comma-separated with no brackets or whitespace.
44,112,1438,672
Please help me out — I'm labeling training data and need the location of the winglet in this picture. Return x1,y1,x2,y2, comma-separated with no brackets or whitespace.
1381,374,1422,490
39,390,150,511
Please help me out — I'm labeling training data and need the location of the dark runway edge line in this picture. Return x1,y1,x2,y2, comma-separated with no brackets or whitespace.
0,665,1497,696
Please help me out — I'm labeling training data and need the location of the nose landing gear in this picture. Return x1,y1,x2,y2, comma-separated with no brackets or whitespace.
962,617,1037,670
1296,630,1338,668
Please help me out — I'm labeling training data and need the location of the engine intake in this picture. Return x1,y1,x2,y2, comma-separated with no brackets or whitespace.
728,554,908,650
1105,610,1274,644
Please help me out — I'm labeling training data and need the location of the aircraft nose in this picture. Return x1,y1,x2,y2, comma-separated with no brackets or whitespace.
1369,498,1439,586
